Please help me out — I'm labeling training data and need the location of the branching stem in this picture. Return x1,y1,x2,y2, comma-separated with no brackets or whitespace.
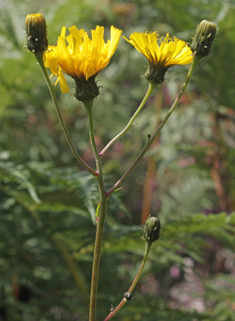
107,55,199,197
37,50,199,321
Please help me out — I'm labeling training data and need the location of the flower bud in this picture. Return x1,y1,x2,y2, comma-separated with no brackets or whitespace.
191,20,217,58
25,13,48,55
143,216,161,243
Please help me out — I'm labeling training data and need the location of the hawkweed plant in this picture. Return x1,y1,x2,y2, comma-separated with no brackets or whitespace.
25,13,216,321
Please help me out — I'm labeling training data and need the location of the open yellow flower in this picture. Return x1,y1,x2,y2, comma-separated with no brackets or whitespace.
124,32,193,85
44,25,122,100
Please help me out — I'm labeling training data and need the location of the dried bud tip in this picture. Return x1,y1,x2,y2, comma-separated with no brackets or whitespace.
143,216,161,243
191,20,217,58
25,13,48,55
124,292,133,300
110,304,114,312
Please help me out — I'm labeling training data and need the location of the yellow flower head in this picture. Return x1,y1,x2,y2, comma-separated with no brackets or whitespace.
44,25,122,98
124,32,193,85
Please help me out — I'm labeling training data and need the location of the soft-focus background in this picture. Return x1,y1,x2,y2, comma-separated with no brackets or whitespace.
1,0,235,320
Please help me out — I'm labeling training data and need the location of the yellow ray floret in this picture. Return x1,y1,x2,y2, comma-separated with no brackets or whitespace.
44,25,122,93
124,32,193,67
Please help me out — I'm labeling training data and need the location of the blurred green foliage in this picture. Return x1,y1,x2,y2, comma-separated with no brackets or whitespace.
1,0,235,320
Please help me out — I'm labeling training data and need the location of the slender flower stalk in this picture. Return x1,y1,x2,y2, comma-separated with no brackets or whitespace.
104,298,126,321
84,101,108,321
36,56,97,177
25,14,97,176
107,55,199,197
128,242,152,293
104,240,156,320
104,217,160,320
149,55,199,145
106,135,151,197
101,32,193,157
100,82,155,156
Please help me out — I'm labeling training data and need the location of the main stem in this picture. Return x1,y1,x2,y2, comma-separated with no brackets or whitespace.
85,101,108,321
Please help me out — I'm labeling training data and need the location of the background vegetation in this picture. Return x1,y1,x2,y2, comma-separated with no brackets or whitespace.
0,0,235,320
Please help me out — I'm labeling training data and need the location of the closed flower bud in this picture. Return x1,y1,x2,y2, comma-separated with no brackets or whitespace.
143,216,161,243
25,13,48,55
191,20,217,58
